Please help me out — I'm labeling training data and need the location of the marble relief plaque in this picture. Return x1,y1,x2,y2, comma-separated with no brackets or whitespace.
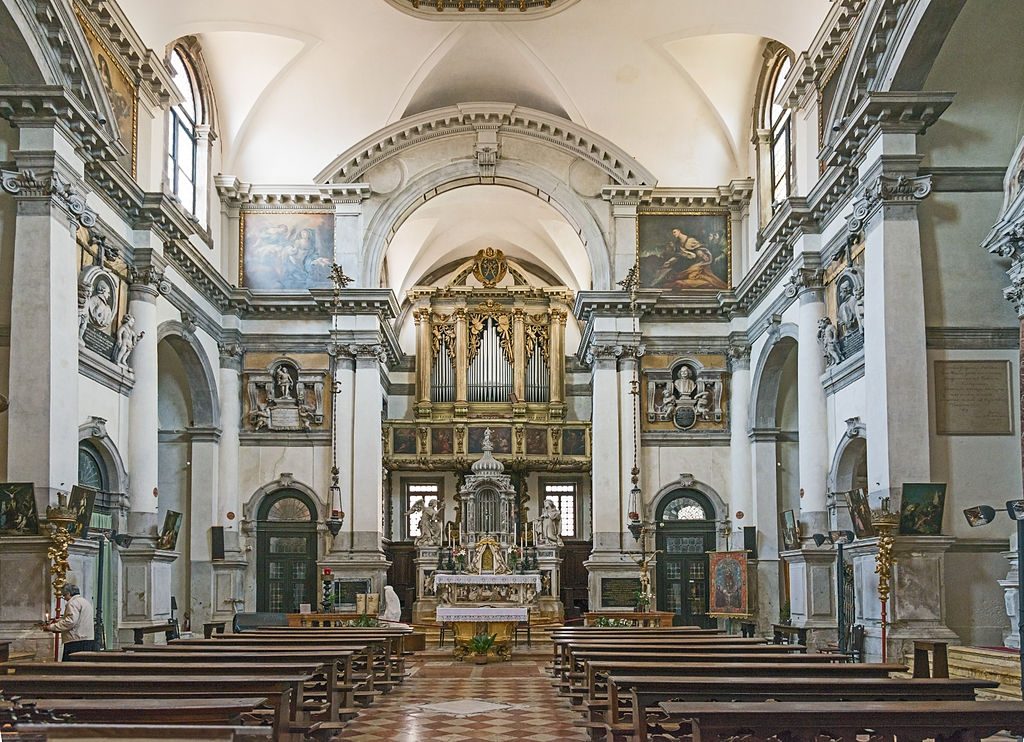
934,360,1012,435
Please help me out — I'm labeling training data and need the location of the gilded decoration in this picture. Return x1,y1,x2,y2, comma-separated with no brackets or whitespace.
471,247,508,287
642,354,728,432
430,313,457,363
467,302,514,365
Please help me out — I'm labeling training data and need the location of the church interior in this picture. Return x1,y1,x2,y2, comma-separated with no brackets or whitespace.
3,0,1024,739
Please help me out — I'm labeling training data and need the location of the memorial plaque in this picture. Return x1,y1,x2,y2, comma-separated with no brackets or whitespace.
600,577,642,608
935,360,1012,435
332,578,370,608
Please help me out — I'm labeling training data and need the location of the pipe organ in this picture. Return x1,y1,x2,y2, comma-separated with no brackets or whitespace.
411,249,571,422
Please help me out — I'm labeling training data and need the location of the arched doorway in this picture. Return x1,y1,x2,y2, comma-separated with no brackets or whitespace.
655,490,717,627
256,490,318,613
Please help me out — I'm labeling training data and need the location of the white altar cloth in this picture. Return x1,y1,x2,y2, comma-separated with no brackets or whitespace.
434,573,541,591
436,607,529,623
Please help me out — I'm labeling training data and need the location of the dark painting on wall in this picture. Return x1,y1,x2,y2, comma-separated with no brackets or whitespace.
157,510,183,551
431,427,454,455
780,509,799,551
468,427,511,453
525,428,548,455
899,483,947,536
80,18,137,176
638,212,731,292
846,488,875,539
562,428,586,456
241,212,335,292
393,428,417,455
68,485,98,540
0,483,38,535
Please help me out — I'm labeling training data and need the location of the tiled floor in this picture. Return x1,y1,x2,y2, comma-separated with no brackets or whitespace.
338,651,587,741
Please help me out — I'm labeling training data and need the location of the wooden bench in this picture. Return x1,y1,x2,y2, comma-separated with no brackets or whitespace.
19,722,273,740
24,696,269,725
613,676,998,742
203,621,227,639
583,611,676,627
912,639,950,678
132,621,181,645
771,623,807,645
656,700,1024,741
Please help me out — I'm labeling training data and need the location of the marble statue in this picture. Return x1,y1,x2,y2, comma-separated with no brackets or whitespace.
274,365,294,399
817,317,842,366
79,277,115,342
535,498,563,546
249,403,271,430
382,585,402,622
694,384,713,420
113,314,143,368
410,497,442,546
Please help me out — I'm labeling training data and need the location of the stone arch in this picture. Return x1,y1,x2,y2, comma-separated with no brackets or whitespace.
649,475,727,524
243,474,326,525
360,160,613,290
78,416,129,496
828,417,868,493
157,321,220,429
748,323,800,430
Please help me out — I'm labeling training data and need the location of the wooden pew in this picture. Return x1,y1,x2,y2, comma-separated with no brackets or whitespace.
655,700,1024,742
613,676,999,742
18,722,273,740
0,673,311,741
24,697,269,725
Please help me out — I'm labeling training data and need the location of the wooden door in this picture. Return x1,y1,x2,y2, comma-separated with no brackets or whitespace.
655,490,716,627
256,490,318,613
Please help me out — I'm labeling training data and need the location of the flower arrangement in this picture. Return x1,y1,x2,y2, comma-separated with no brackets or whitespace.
346,614,382,628
594,616,634,627
453,546,467,572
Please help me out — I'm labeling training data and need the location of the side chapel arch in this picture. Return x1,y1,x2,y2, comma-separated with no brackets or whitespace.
157,321,221,429
748,323,800,431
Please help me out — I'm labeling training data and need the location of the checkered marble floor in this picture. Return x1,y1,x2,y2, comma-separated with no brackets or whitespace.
337,654,587,741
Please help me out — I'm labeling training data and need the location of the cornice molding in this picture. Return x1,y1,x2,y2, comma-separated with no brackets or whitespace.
214,176,372,208
382,0,581,21
780,0,864,108
0,86,119,164
316,103,657,187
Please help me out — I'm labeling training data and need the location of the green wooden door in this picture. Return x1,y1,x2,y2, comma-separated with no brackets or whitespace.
655,490,716,628
256,491,318,613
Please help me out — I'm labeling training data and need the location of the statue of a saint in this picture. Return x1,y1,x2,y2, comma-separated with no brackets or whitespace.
113,314,144,367
673,365,697,399
275,365,294,399
836,278,861,335
536,498,563,546
817,317,842,366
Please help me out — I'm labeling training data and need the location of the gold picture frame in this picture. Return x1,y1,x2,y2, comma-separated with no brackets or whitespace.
636,210,732,292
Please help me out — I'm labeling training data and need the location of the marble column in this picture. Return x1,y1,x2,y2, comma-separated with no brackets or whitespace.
512,307,526,401
454,307,468,410
125,267,163,535
793,264,830,536
414,308,431,407
602,189,648,288
618,349,641,538
333,197,366,287
548,309,566,407
329,342,355,553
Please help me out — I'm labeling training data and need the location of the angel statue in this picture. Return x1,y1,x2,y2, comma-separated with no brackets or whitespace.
409,497,442,547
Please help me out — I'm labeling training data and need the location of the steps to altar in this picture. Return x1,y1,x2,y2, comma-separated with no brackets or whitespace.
906,646,1022,700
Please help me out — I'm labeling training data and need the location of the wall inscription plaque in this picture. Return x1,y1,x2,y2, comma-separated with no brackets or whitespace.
600,577,642,608
934,360,1012,435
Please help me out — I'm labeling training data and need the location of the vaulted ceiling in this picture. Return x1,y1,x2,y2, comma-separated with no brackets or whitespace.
119,0,830,186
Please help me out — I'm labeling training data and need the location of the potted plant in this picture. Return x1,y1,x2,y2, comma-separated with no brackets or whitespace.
467,632,496,664
634,589,652,613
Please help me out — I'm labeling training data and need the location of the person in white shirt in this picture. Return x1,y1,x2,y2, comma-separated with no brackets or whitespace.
43,584,97,660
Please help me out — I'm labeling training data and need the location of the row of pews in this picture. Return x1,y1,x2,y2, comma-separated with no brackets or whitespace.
1,623,414,740
549,625,1024,742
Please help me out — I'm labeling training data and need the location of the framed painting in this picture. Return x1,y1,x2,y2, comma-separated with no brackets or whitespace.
0,483,38,535
846,488,875,539
393,428,417,455
431,427,454,455
562,428,586,456
780,509,799,551
468,427,511,453
899,483,947,536
525,428,548,455
157,510,183,550
708,550,748,617
68,485,98,540
637,212,731,292
240,212,335,292
78,16,137,177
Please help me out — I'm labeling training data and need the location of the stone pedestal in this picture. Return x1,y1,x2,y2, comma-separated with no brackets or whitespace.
207,556,248,623
584,551,639,613
412,547,441,624
536,547,564,620
318,554,391,611
118,542,178,642
0,536,54,658
846,535,959,662
783,547,837,650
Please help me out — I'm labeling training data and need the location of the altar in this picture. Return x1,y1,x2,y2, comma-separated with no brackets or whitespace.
434,573,542,606
436,606,529,660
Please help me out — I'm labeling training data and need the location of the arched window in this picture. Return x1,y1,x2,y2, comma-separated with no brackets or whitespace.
764,54,793,206
78,441,108,492
754,43,795,229
168,48,201,217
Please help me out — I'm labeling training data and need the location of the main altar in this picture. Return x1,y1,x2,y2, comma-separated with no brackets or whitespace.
427,430,562,660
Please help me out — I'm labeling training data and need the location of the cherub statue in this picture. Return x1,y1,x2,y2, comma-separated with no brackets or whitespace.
817,317,842,366
409,498,442,546
113,314,144,368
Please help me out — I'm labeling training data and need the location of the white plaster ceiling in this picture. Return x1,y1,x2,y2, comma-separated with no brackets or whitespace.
119,0,830,185
385,185,590,298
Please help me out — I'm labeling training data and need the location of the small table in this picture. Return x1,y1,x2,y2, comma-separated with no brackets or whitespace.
436,607,529,661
